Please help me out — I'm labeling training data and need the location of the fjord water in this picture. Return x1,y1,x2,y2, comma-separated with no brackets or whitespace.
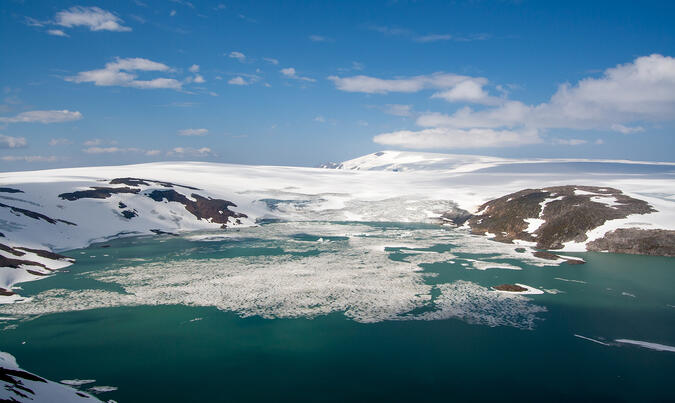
1,222,674,402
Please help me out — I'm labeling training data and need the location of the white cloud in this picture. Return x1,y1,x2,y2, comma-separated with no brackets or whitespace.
83,139,106,146
0,134,27,148
66,57,182,90
228,51,246,62
193,74,205,83
610,124,645,134
553,138,588,146
0,110,82,124
83,146,124,154
170,10,177,17
373,128,541,149
374,54,675,150
178,128,208,136
228,76,248,85
145,149,161,156
328,72,476,94
281,67,316,82
416,54,675,132
431,79,502,105
55,6,131,32
189,64,200,73
49,138,71,146
314,116,326,123
383,104,412,117
169,147,213,157
263,57,279,65
0,155,58,162
47,29,69,37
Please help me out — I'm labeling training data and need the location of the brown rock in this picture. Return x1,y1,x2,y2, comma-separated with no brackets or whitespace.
493,284,528,292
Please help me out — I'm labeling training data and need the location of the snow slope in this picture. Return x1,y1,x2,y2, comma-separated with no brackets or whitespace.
0,351,101,402
1,151,673,299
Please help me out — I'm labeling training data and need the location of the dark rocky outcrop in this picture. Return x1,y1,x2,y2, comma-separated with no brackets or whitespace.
15,247,72,261
121,209,137,219
0,254,49,270
493,284,528,292
0,243,25,257
150,229,179,236
587,228,675,257
440,207,473,226
467,186,654,250
146,190,247,227
533,251,560,260
0,187,23,193
110,177,200,190
0,202,76,226
58,186,140,201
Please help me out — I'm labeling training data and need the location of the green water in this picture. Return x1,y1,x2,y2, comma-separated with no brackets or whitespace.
1,222,674,402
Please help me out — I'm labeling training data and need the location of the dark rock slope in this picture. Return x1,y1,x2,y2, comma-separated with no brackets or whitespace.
587,228,675,257
467,185,656,250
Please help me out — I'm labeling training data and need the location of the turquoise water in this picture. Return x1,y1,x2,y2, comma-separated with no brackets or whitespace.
1,222,674,401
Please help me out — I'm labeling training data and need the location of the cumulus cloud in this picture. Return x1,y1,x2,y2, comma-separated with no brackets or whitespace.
228,51,246,62
54,6,131,32
0,110,82,124
228,76,248,85
189,64,200,73
66,57,183,90
178,128,208,136
373,128,541,149
419,54,675,132
372,54,675,149
0,134,27,148
281,67,316,82
263,57,279,65
328,73,496,104
431,79,502,105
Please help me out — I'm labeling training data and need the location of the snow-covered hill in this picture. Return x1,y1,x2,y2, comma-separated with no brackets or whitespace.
1,152,674,301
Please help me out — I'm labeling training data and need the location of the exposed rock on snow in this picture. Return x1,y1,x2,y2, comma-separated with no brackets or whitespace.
0,351,101,402
146,190,247,227
0,202,76,225
58,186,140,201
587,228,675,256
467,186,655,251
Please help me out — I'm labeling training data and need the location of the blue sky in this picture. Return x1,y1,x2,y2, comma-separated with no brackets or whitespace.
1,0,674,170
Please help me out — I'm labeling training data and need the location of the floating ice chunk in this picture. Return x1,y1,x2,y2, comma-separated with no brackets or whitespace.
554,277,587,284
89,386,118,393
574,334,610,346
416,281,546,330
614,339,675,353
61,379,96,386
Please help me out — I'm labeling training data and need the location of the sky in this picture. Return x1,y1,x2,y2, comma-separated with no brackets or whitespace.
1,0,674,171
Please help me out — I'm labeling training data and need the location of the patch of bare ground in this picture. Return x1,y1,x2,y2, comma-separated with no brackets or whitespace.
467,185,654,250
587,228,675,257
